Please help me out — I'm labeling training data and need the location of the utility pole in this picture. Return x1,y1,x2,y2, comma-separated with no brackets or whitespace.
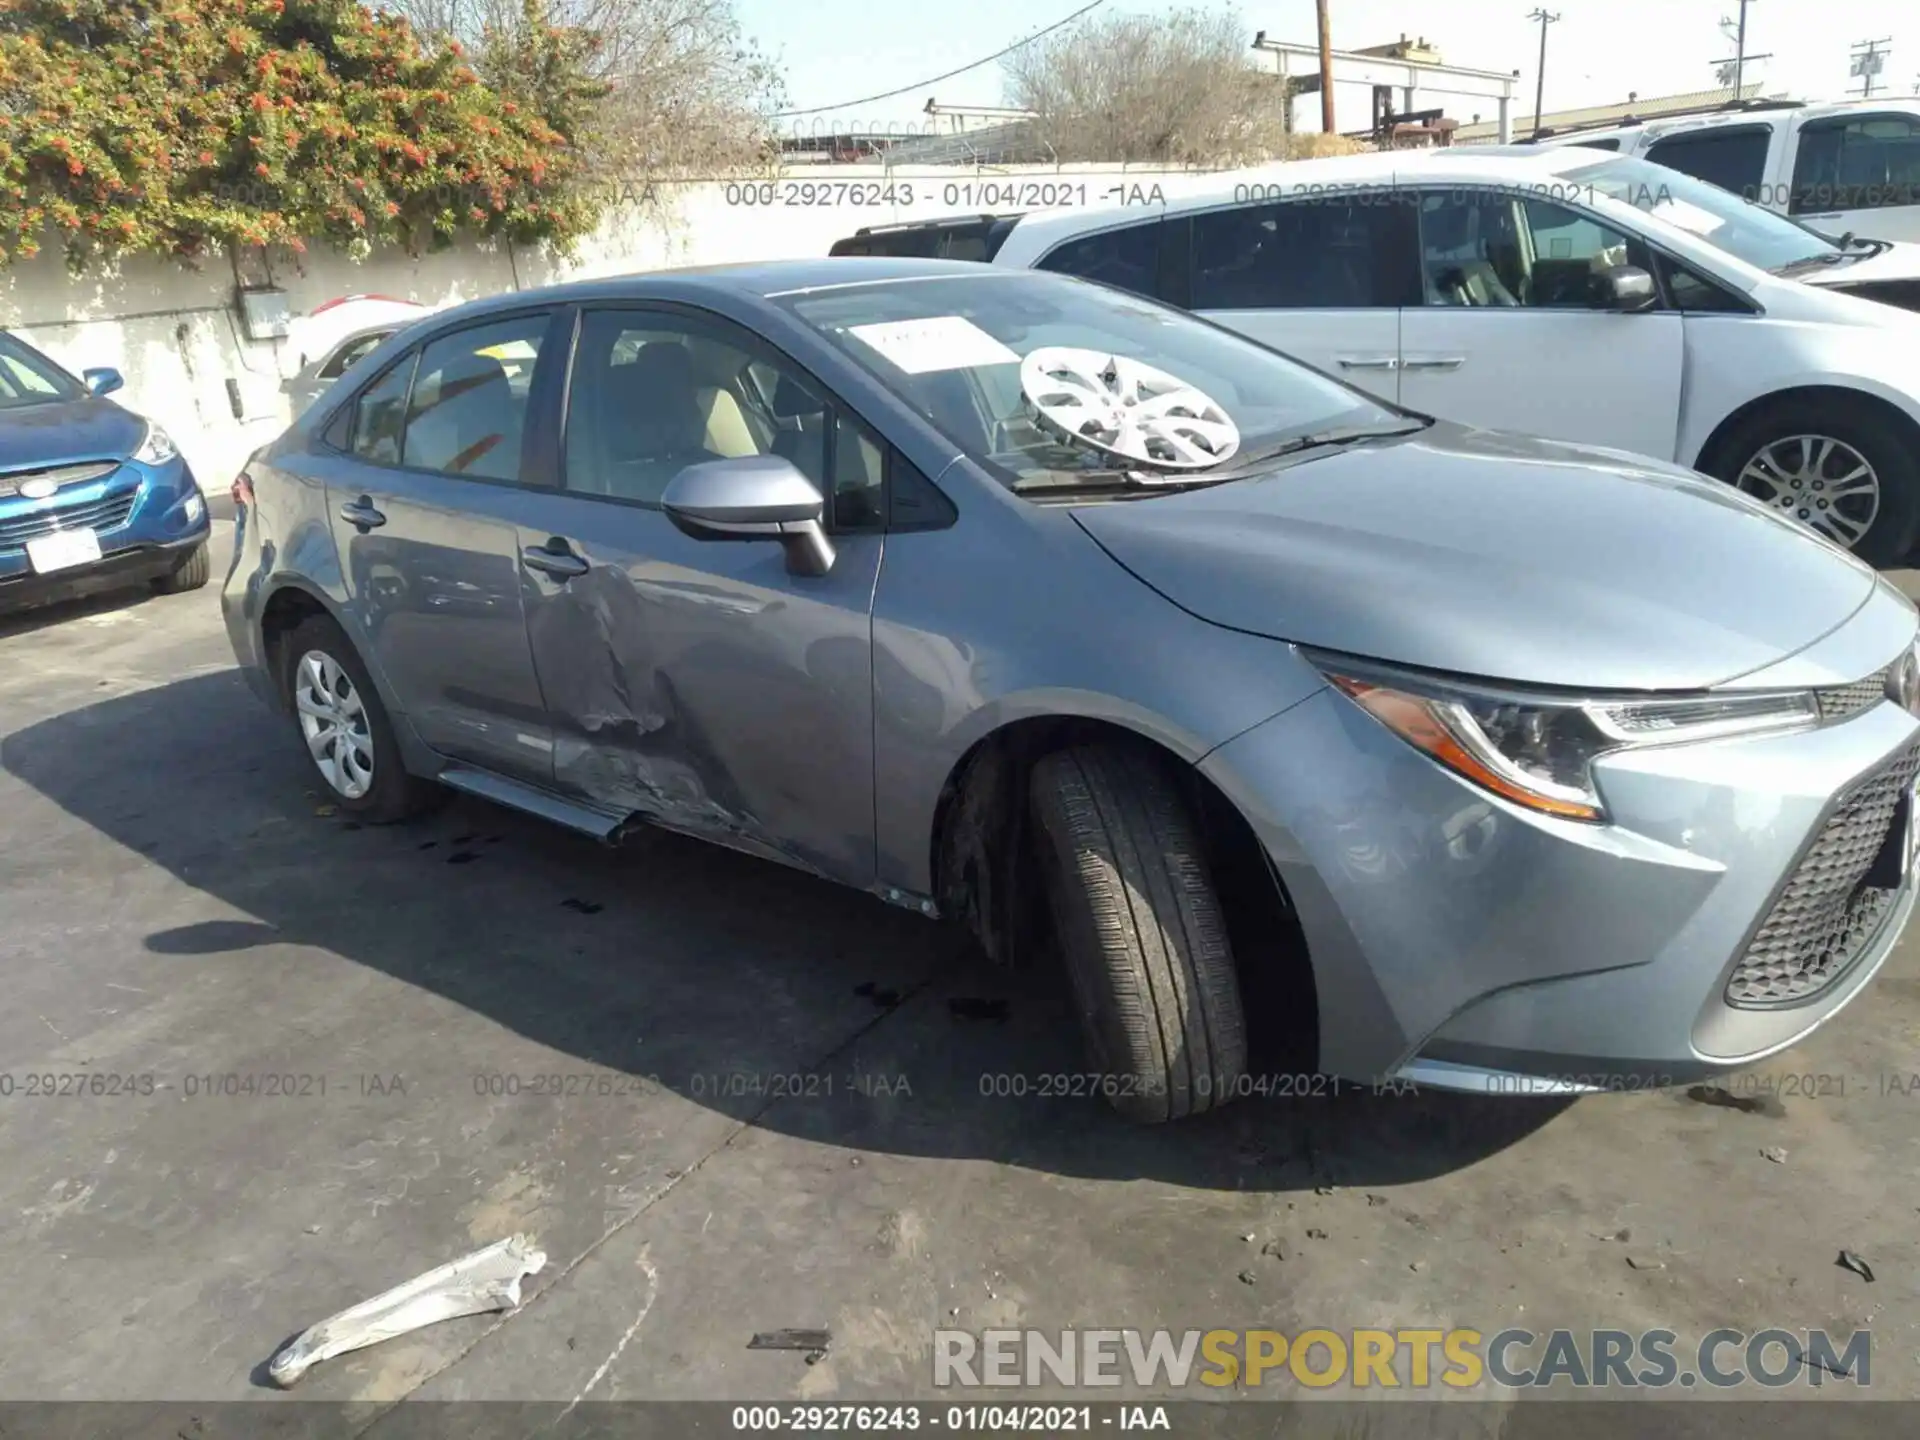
1316,0,1336,134
1849,37,1892,98
1713,3,1771,96
1527,9,1560,138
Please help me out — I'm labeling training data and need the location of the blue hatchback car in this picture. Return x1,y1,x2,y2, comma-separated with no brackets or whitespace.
0,331,211,614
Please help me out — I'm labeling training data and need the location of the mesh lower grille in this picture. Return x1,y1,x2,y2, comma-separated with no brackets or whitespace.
1727,742,1920,1006
1816,668,1891,723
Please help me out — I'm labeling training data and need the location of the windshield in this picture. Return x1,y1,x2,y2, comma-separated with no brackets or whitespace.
780,271,1396,490
0,333,84,409
1556,153,1841,272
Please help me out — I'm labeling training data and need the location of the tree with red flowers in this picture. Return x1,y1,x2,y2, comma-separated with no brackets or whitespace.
0,0,609,270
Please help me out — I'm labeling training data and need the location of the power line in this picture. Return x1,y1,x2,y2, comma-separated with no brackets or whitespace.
770,0,1108,119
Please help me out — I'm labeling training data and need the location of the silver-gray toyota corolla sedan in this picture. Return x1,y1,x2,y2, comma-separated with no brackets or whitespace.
223,257,1920,1122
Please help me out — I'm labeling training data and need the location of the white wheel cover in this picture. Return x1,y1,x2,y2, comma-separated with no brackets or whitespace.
1020,347,1240,471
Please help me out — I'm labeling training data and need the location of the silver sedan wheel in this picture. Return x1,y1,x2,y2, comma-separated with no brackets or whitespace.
294,649,375,801
1735,433,1880,550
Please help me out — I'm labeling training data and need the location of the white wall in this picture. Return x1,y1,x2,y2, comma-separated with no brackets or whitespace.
0,163,1204,491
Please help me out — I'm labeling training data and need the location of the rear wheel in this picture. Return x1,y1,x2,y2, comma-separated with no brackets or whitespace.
282,615,439,823
153,540,211,594
1708,397,1920,565
1028,744,1248,1123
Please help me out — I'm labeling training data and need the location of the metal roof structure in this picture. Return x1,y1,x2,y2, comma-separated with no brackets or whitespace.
1453,81,1786,143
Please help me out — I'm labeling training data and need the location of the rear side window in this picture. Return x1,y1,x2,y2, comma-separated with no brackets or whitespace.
1036,221,1163,300
832,224,998,260
349,354,414,465
1791,113,1920,214
321,331,389,379
401,314,550,482
1644,126,1772,198
1189,197,1420,310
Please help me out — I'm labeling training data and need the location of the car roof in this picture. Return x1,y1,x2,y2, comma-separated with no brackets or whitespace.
1003,146,1620,247
411,257,1000,326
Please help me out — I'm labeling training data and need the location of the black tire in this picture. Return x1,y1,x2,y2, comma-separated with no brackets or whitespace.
1706,396,1920,567
153,540,211,594
1029,745,1248,1123
281,614,440,823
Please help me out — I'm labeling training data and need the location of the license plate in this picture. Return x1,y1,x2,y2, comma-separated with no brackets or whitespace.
25,527,102,574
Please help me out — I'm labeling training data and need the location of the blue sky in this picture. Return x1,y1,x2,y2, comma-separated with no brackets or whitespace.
734,0,1914,134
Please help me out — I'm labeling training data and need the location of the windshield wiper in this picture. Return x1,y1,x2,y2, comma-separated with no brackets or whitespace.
1009,468,1234,496
1774,233,1889,273
1009,419,1431,496
1207,419,1432,475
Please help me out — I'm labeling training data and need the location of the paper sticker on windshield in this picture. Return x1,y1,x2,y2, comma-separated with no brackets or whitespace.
1648,197,1725,236
846,316,1020,374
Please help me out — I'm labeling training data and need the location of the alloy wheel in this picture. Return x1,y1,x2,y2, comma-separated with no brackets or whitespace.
293,649,375,800
1735,433,1880,550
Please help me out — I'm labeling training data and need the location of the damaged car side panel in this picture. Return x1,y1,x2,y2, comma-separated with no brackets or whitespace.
519,494,884,886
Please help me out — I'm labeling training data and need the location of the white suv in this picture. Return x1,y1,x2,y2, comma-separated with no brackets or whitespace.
1528,98,1920,249
887,146,1920,562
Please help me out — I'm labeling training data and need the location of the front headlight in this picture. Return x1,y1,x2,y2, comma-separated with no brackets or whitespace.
132,422,178,466
1311,655,1819,822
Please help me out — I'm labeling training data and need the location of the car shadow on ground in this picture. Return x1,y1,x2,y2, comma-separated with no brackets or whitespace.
4,670,1569,1193
0,582,159,639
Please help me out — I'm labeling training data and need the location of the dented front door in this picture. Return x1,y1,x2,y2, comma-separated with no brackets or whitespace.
518,505,882,884
516,303,882,886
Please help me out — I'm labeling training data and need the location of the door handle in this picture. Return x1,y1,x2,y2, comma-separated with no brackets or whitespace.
520,542,589,580
1337,355,1400,371
1402,356,1466,372
338,497,386,530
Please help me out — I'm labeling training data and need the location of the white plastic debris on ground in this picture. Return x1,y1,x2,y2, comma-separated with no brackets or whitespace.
267,1233,547,1387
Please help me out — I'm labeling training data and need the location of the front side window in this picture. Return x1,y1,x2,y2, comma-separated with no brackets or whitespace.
1037,221,1164,301
0,334,83,408
1417,191,1651,308
1190,198,1418,310
1644,126,1772,198
401,313,550,482
1791,113,1920,214
565,308,886,528
781,269,1398,493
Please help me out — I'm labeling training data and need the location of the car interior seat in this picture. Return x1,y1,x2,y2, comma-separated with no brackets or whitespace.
593,342,722,502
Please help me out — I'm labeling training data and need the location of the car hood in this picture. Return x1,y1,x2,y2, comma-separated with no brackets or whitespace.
0,397,144,470
1071,423,1880,691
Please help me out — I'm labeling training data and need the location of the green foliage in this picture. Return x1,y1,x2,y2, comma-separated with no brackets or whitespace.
0,0,608,270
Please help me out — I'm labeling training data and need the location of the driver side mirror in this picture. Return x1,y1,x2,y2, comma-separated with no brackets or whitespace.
661,455,837,578
1602,265,1657,312
82,366,124,397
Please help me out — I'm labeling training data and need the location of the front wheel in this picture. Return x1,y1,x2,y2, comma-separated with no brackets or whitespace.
1029,745,1248,1123
281,615,440,823
153,540,211,594
1709,398,1920,566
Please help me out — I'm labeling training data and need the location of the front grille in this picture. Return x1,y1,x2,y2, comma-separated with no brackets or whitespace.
1727,742,1920,1005
1817,667,1891,723
0,460,119,498
0,486,140,551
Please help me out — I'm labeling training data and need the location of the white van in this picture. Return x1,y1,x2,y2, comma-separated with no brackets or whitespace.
839,146,1920,562
1529,98,1920,249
